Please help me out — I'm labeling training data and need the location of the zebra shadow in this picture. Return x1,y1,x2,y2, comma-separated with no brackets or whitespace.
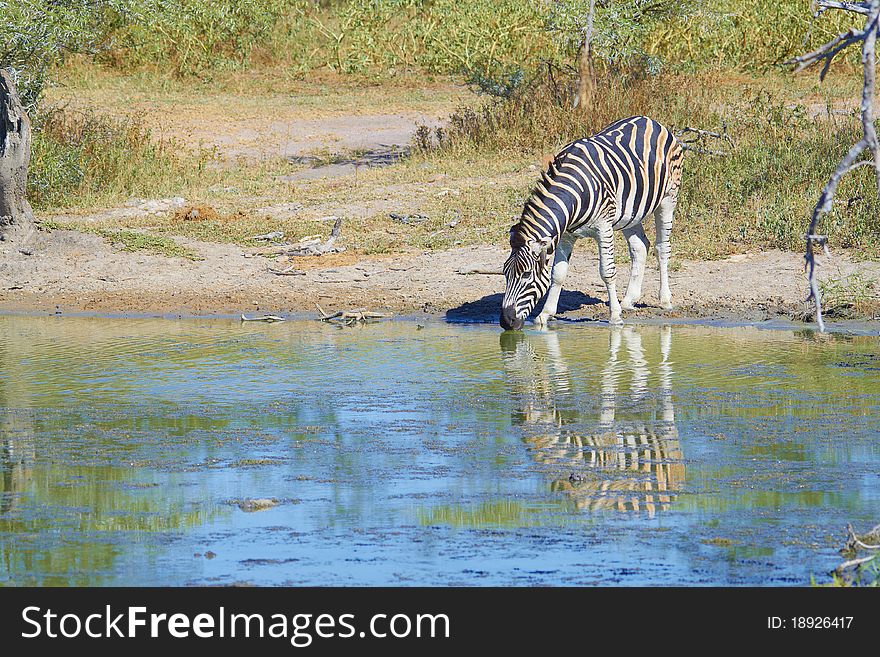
500,325,683,517
446,290,602,323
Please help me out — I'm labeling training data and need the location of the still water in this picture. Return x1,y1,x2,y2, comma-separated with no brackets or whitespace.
1,316,878,586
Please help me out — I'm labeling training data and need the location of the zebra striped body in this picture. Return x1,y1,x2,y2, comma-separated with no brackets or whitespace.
500,115,683,330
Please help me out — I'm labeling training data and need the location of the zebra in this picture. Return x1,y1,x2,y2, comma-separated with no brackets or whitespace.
500,115,684,330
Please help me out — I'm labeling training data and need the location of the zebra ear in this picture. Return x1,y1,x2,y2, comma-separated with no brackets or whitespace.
509,225,526,248
528,237,553,269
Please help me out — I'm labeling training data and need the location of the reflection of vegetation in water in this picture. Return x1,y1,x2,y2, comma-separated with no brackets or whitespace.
0,458,224,586
0,323,232,586
417,501,564,529
0,382,224,585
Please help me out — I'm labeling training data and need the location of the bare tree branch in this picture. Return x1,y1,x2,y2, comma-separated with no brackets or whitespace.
793,0,880,332
817,1,874,17
676,126,735,156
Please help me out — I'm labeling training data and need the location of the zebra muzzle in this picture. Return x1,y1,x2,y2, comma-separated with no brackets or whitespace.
500,306,524,331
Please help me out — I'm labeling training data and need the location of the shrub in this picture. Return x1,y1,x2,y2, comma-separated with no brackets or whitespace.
28,107,212,210
421,69,880,258
0,0,138,109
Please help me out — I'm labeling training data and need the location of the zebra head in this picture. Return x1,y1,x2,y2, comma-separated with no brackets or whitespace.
500,228,554,330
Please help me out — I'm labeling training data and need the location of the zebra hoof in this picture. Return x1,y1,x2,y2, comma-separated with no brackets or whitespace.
534,313,551,329
609,314,624,326
620,299,636,311
660,300,673,311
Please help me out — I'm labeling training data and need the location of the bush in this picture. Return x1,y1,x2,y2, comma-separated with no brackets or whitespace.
95,1,866,80
28,107,211,210
0,0,138,109
103,0,309,76
419,69,880,258
649,0,860,71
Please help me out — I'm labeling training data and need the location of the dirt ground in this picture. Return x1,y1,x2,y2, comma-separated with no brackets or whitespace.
49,71,463,162
4,75,878,327
2,223,877,325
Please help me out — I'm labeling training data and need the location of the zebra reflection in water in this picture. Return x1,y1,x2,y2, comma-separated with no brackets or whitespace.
501,326,683,516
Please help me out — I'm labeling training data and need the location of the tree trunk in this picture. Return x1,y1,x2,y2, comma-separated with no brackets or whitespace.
0,69,35,239
575,0,596,110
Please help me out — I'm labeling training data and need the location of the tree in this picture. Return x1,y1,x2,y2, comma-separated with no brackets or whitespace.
547,0,696,109
0,1,140,236
789,0,880,331
0,70,34,238
576,0,597,110
0,0,137,111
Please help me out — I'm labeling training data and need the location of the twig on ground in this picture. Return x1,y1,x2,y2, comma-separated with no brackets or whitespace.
283,217,345,257
240,314,286,322
834,521,880,584
456,268,505,275
845,522,880,551
389,213,429,225
250,231,285,241
268,264,306,276
315,303,389,325
834,554,876,577
676,126,735,156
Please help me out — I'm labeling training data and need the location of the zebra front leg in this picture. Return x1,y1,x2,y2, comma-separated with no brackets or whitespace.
621,223,650,310
654,191,677,310
535,236,575,328
596,224,623,325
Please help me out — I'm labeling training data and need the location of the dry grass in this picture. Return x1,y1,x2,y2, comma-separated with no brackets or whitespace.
36,66,879,264
51,60,469,133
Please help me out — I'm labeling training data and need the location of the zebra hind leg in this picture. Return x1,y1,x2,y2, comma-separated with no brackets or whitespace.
620,223,650,311
653,191,677,310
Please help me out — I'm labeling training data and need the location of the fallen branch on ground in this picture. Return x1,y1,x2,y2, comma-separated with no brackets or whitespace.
389,212,429,225
265,217,345,257
240,314,286,322
833,521,880,584
250,231,285,241
845,522,880,552
268,264,306,276
456,268,504,275
288,216,344,256
834,554,877,579
315,303,389,325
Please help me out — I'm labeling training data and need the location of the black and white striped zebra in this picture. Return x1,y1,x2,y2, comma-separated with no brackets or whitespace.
500,115,684,330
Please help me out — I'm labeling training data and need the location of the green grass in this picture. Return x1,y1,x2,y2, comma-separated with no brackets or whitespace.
95,229,201,260
818,272,879,319
28,106,222,211
90,1,869,80
422,70,880,260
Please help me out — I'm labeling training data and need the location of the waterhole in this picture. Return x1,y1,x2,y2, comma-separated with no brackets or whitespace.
1,316,878,585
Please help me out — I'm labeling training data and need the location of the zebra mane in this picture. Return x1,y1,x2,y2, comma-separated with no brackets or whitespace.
513,149,573,244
